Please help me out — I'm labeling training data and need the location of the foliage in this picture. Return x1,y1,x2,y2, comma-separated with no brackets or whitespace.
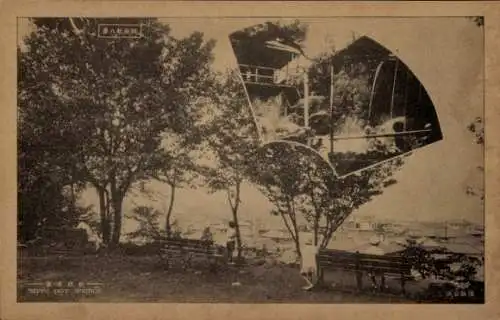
251,143,311,256
252,141,402,253
125,206,163,242
153,132,203,236
399,239,437,279
400,239,483,286
311,160,402,248
308,64,372,129
250,49,404,253
18,31,90,242
19,18,216,245
17,176,75,243
228,20,402,255
229,20,308,68
198,70,260,256
79,206,103,239
201,70,260,193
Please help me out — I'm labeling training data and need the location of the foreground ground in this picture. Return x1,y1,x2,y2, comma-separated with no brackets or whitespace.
18,254,418,303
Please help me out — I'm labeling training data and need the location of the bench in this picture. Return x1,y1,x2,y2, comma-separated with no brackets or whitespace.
157,238,225,270
316,249,413,294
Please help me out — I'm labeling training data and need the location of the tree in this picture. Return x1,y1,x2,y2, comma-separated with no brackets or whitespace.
126,206,163,243
305,157,403,249
301,42,407,248
18,39,90,243
19,18,216,247
399,239,483,290
308,62,372,129
253,141,403,256
200,71,260,258
250,49,404,254
252,143,316,257
154,133,201,237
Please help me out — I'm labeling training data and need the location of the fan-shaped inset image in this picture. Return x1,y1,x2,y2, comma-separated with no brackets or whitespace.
229,24,443,177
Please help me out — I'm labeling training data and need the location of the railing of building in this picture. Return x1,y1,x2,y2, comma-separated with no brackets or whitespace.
238,63,302,88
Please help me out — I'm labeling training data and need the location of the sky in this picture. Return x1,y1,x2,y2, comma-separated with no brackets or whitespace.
17,17,484,237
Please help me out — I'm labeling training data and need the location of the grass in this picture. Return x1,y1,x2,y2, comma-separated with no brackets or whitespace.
17,254,417,303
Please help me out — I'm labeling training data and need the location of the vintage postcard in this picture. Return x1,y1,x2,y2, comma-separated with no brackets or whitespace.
1,1,499,320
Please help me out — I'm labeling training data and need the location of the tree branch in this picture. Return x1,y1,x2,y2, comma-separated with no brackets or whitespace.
280,210,298,244
68,18,83,36
226,188,235,212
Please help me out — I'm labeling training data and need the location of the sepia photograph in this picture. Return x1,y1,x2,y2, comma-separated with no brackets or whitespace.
16,16,484,304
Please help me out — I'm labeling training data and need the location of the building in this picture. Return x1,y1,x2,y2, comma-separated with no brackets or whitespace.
343,216,377,231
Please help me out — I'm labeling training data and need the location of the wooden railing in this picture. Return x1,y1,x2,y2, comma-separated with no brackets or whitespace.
238,64,298,87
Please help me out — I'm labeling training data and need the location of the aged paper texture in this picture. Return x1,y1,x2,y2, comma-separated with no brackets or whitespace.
1,1,499,320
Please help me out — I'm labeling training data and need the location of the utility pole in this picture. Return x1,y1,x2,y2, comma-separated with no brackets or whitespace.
303,70,309,129
390,59,400,118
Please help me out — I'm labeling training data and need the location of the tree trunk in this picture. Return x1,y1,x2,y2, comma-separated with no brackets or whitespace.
293,232,301,259
104,189,112,244
98,188,110,245
285,197,301,258
232,209,242,258
314,219,319,247
70,181,76,219
110,178,124,246
227,182,242,258
320,220,332,249
165,183,176,238
110,195,123,246
290,200,300,256
307,186,320,247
